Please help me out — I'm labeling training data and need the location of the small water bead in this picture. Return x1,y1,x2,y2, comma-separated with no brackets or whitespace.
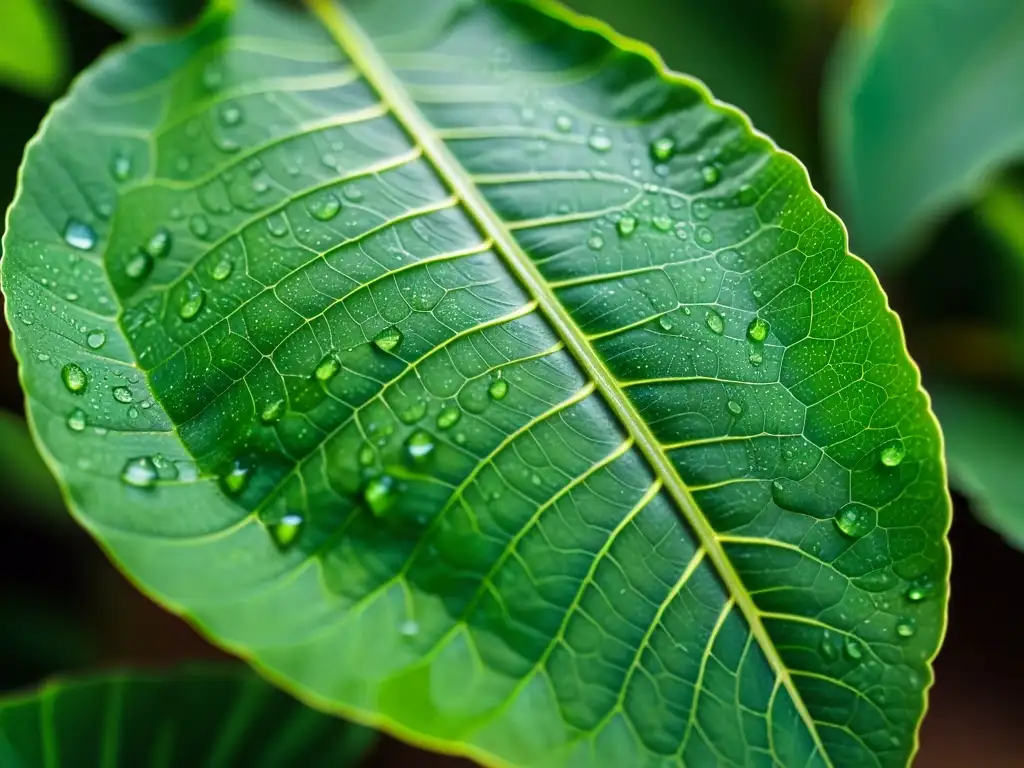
405,429,436,464
701,165,720,185
265,213,288,238
343,185,364,202
398,400,427,425
880,441,906,467
488,375,509,401
588,131,612,153
110,153,132,181
555,114,573,132
834,502,876,539
272,513,304,549
124,251,153,280
749,351,763,366
145,228,172,259
819,631,837,660
726,400,743,416
895,619,916,638
399,619,420,637
373,326,403,353
358,443,376,467
112,386,133,404
650,137,675,162
844,636,864,661
66,408,87,432
747,317,769,343
127,405,139,419
61,363,88,393
63,219,96,251
616,215,637,237
692,200,711,221
260,399,283,424
121,456,158,488
221,457,251,495
906,576,934,602
652,215,672,232
705,310,725,335
219,104,242,126
696,226,714,244
210,256,233,281
659,315,674,331
177,282,205,321
436,405,461,430
587,234,605,251
364,474,396,516
86,330,106,349
189,214,210,239
314,354,340,381
309,193,341,221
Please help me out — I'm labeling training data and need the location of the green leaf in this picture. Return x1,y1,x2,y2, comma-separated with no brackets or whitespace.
929,383,1024,550
826,0,1024,261
73,0,212,32
0,665,377,765
1,1,950,766
0,0,67,98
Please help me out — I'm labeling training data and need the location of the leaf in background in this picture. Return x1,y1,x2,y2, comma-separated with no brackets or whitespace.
826,0,1024,262
0,411,69,529
0,665,377,766
1,1,950,765
74,0,210,32
929,383,1024,551
0,0,67,98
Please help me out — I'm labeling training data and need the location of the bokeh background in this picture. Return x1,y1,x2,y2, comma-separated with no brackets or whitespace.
2,1,1021,765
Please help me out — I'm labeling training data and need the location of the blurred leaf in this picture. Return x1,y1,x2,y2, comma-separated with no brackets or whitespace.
930,383,1024,550
0,411,68,529
975,181,1024,330
73,0,211,32
826,0,1024,262
0,665,378,766
0,0,67,97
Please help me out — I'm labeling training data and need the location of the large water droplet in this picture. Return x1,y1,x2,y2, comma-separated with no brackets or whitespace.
701,165,720,185
587,234,605,251
405,429,436,464
488,375,509,401
122,456,158,488
315,354,340,381
588,131,612,153
726,400,743,416
880,441,906,467
151,454,179,481
221,457,251,495
555,114,573,133
398,400,427,425
145,228,172,259
834,502,876,538
696,226,714,244
272,513,304,549
86,330,106,349
177,282,204,321
659,315,674,331
66,408,87,432
705,310,725,335
617,215,637,237
211,256,233,281
895,619,915,638
436,405,461,431
189,214,210,239
844,636,863,661
309,193,341,221
358,443,376,467
650,137,675,162
265,214,288,238
63,220,96,251
61,363,87,393
747,317,769,343
373,326,403,353
112,386,133,404
364,474,396,516
652,215,673,232
124,251,153,280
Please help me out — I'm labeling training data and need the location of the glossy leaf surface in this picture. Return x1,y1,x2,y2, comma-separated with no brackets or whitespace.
1,1,950,766
0,0,66,97
74,0,210,32
827,0,1024,260
0,665,376,766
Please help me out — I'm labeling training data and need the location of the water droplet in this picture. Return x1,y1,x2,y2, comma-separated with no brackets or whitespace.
488,375,509,401
343,185,363,202
66,408,87,432
749,351,763,366
220,457,251,495
896,619,915,638
309,193,341,221
150,454,178,481
261,399,283,424
86,330,106,349
219,104,242,126
364,474,396,516
358,443,376,467
727,400,743,416
650,137,675,162
112,386,133,404
697,226,714,244
588,131,612,153
705,310,725,335
145,228,171,259
555,114,573,132
61,363,87,393
315,354,340,381
405,429,436,464
398,400,427,425
124,251,153,280
400,619,420,637
189,214,210,239
906,576,934,602
880,441,906,467
121,457,158,488
211,256,233,281
616,215,637,237
844,636,863,661
652,215,672,232
659,315,674,331
177,281,204,321
587,234,605,251
436,405,461,430
820,631,837,660
834,502,876,538
373,326,403,353
701,165,720,185
272,513,304,549
692,200,711,221
110,154,131,181
63,220,96,251
747,317,769,343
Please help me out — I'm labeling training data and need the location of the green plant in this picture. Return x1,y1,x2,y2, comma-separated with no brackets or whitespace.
0,0,960,766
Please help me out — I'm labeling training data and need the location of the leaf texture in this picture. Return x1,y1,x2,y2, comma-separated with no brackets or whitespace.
1,1,950,766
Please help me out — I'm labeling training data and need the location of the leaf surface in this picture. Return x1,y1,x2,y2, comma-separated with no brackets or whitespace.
73,0,210,32
826,0,1024,260
1,1,950,766
0,665,376,766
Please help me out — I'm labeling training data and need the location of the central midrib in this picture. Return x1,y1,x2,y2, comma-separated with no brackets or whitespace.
308,0,830,762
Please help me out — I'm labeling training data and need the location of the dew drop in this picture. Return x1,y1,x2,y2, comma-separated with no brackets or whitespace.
124,251,153,280
364,474,396,517
705,309,725,335
659,315,674,331
272,513,304,549
121,456,158,488
189,213,210,239
652,215,672,232
400,619,420,637
66,408,87,432
144,228,172,259
309,192,341,221
820,631,837,661
405,429,436,464
696,226,714,244
261,399,283,424
343,185,364,202
880,441,906,467
650,137,675,162
906,576,933,602
265,213,288,238
177,281,204,321
314,354,340,381
63,220,96,251
86,330,106,349
127,405,139,419
587,234,605,251
398,400,427,425
373,326,403,353
358,443,376,467
555,114,573,133
747,317,769,343
112,386,133,404
692,200,711,221
701,165,720,185
211,256,233,281
616,215,637,237
727,400,743,416
488,375,509,401
436,405,461,431
110,154,131,181
844,636,863,661
834,502,876,538
749,350,763,366
61,363,87,393
220,457,251,495
588,131,612,153
896,619,916,638
219,104,243,126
